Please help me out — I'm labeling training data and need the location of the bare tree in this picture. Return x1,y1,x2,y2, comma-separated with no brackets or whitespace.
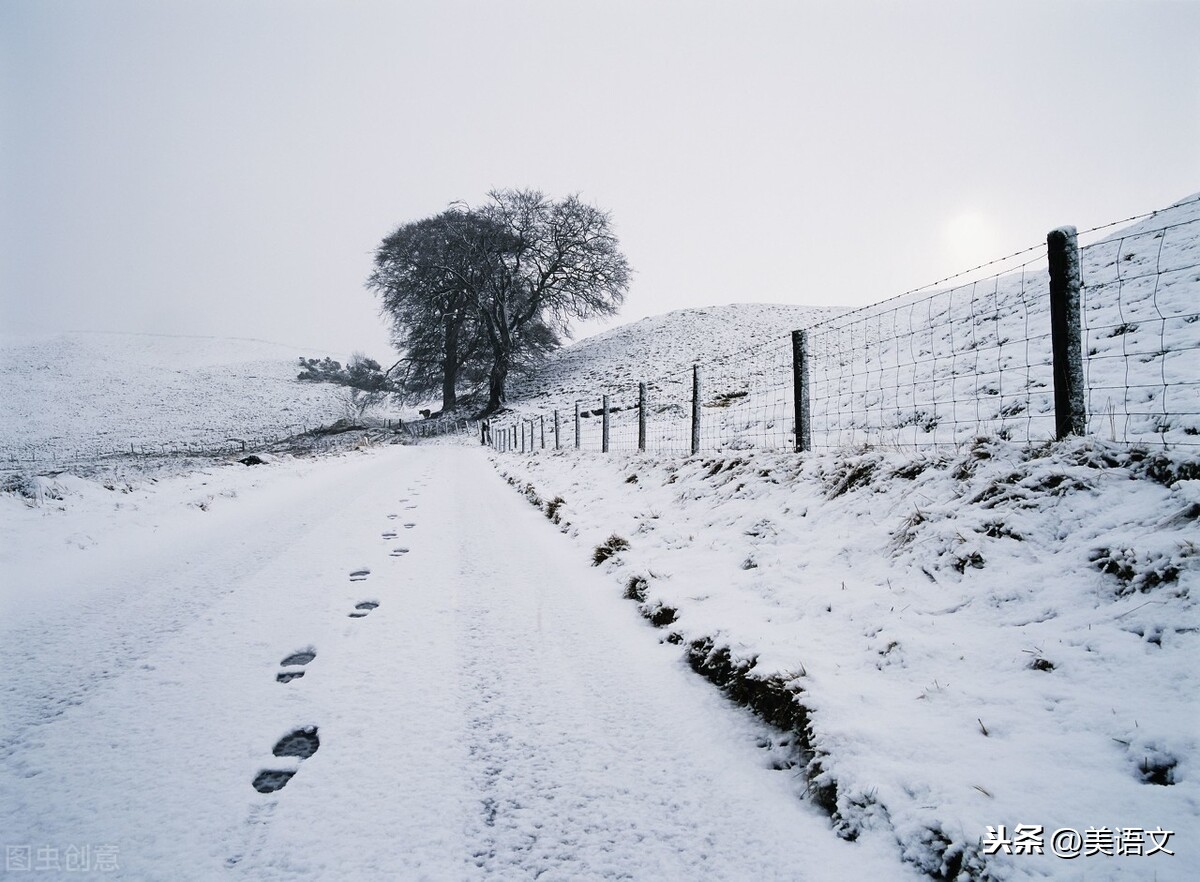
369,191,630,417
368,211,494,412
473,190,631,415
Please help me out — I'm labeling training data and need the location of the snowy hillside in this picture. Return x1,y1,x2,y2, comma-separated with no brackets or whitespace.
493,438,1199,881
510,302,842,405
0,332,395,466
497,194,1200,454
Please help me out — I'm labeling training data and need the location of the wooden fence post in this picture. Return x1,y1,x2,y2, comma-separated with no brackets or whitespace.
540,415,545,449
792,329,812,452
1048,226,1086,439
602,395,610,452
638,382,647,452
574,402,581,449
691,364,701,455
554,410,561,450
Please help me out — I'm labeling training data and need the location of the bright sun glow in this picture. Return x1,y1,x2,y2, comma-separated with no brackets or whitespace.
941,211,1000,272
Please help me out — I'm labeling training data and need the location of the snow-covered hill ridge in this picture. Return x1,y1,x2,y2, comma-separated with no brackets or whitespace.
499,193,1200,453
510,302,842,403
0,331,392,464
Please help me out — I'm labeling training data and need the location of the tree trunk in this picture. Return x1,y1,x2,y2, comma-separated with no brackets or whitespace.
483,347,510,416
441,318,459,412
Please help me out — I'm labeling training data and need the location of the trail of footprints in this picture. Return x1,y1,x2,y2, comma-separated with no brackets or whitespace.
251,491,421,794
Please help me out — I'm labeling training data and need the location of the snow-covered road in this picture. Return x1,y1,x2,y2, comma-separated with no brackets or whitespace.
1,446,915,880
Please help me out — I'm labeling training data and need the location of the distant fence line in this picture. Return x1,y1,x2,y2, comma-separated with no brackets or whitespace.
488,208,1200,456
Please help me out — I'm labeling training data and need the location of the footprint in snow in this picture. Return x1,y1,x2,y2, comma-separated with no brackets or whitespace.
387,514,398,520
349,568,370,582
403,523,416,529
251,770,294,794
273,727,320,759
276,649,316,683
251,728,320,793
389,547,409,557
382,531,398,539
349,601,379,618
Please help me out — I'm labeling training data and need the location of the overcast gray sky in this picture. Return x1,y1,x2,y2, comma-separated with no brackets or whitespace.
2,0,1197,359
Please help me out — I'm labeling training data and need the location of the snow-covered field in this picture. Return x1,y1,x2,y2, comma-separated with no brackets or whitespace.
0,332,394,466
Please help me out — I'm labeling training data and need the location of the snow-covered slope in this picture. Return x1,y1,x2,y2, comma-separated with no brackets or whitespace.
510,302,841,405
494,438,1199,881
499,194,1200,453
0,332,389,465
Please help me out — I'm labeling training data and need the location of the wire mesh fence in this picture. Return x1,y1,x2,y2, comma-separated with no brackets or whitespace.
802,248,1056,449
1078,212,1200,445
490,200,1200,456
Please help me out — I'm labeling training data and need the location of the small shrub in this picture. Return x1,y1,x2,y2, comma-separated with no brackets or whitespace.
1138,453,1200,487
952,551,986,573
1,472,40,499
889,507,926,551
1,473,64,505
892,460,927,480
521,482,542,508
645,603,678,627
824,457,880,498
1090,546,1185,594
592,534,630,566
624,576,648,602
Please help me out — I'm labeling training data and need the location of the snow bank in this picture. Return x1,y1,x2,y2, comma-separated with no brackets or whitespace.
492,438,1199,880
